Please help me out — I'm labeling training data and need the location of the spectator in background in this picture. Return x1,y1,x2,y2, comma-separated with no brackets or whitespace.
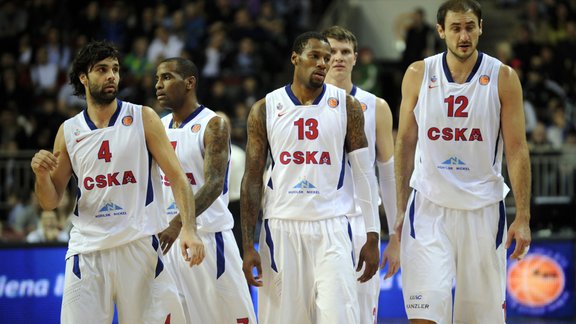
231,37,262,78
26,209,69,243
44,27,71,72
353,46,383,97
395,7,439,70
7,190,39,239
147,25,184,65
183,2,207,57
123,36,154,80
30,47,60,96
529,121,556,153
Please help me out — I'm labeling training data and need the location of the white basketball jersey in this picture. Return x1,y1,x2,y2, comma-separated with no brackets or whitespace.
411,52,510,210
263,83,354,220
160,106,233,232
345,85,377,218
63,100,167,258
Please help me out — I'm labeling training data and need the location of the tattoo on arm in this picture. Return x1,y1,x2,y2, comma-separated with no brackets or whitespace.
345,95,368,152
241,100,268,248
194,116,230,217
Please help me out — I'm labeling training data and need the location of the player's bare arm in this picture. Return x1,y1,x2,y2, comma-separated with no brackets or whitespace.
32,123,73,210
345,95,368,151
394,61,423,240
241,98,268,286
191,115,231,216
160,115,230,254
142,106,205,266
499,64,532,260
374,97,400,278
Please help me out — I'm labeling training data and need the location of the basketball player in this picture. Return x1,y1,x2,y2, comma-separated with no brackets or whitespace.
241,31,380,324
394,1,532,323
322,25,400,324
155,57,256,324
30,41,204,323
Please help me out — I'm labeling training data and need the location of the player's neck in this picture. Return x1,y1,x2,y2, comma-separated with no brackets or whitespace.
86,97,118,128
446,50,479,83
172,102,201,125
291,82,324,105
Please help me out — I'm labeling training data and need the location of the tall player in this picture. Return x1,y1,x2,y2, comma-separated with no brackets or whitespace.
322,25,400,324
395,1,532,323
241,31,381,324
30,40,204,323
155,57,256,323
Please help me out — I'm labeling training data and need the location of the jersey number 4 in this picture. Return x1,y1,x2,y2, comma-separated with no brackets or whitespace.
98,140,112,162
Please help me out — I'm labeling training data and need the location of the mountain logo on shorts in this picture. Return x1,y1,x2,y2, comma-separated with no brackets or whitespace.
437,156,470,171
441,156,466,165
166,201,178,216
96,202,126,218
293,179,316,189
289,178,320,194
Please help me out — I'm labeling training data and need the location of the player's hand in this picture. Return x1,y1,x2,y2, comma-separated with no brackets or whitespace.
158,218,182,255
357,232,380,283
380,233,400,279
242,247,263,287
506,214,531,260
179,228,205,266
31,150,60,176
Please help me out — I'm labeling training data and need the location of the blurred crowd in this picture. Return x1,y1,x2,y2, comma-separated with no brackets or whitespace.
0,0,329,242
1,0,575,242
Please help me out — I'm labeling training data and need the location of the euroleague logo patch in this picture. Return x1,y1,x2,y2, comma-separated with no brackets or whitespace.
360,102,367,112
191,124,201,133
479,75,490,86
122,116,133,126
507,254,564,307
327,97,339,108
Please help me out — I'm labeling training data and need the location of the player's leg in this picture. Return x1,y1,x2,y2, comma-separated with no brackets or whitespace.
115,236,186,324
349,215,380,324
314,216,360,324
453,201,507,324
400,191,454,324
258,218,313,324
170,230,257,323
60,252,114,324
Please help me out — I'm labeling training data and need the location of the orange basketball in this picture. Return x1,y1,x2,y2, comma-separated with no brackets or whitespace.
507,255,564,307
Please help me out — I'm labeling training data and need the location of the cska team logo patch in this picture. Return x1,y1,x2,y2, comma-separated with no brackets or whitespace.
327,97,339,108
122,116,133,126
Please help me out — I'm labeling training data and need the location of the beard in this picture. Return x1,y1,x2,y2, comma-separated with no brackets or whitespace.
88,82,117,105
308,76,324,89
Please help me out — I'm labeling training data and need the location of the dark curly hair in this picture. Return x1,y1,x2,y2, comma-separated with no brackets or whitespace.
68,40,120,97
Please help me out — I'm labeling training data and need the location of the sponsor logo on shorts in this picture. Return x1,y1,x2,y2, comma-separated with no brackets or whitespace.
96,202,126,218
166,201,178,216
289,178,319,194
406,303,430,309
437,156,470,171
